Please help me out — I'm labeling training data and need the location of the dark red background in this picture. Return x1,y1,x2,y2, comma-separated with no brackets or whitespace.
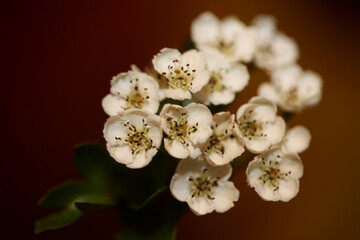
2,0,360,239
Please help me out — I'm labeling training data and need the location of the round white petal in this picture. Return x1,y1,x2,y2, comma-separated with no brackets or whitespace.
245,137,271,153
170,173,192,202
262,116,286,145
165,88,192,101
191,12,220,45
164,138,189,159
186,103,213,144
257,83,280,103
102,94,126,116
213,181,239,213
152,48,181,75
277,178,300,202
223,64,249,92
189,69,210,93
282,125,311,154
106,144,133,165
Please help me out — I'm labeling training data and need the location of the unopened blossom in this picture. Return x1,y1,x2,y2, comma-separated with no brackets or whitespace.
152,48,210,101
236,97,285,153
251,14,298,71
191,12,257,63
102,69,159,116
194,48,249,105
159,103,212,159
103,109,162,169
258,64,323,112
205,112,245,166
170,158,239,215
246,147,303,202
281,125,311,154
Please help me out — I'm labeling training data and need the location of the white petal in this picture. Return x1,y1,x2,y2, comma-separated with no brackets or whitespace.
277,178,300,202
223,64,249,92
175,158,206,175
221,16,245,42
271,64,301,91
191,12,220,45
278,153,304,179
165,88,192,101
233,27,257,62
257,83,279,103
207,163,232,181
202,47,230,72
164,138,189,159
187,197,214,215
170,173,192,202
298,70,323,106
152,48,181,75
186,103,213,144
270,33,299,69
188,142,206,159
282,125,311,154
251,14,277,46
208,89,236,105
181,49,207,72
236,103,253,121
103,115,128,145
110,72,133,97
245,137,271,153
213,181,239,213
102,94,126,116
107,144,133,165
262,116,286,145
190,69,210,93
246,158,264,186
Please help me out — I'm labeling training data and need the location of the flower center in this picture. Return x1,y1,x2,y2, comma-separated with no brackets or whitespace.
123,80,149,110
238,109,265,139
114,120,154,155
258,156,292,191
161,60,197,91
202,72,225,93
282,87,300,105
216,40,234,56
166,112,198,145
206,126,232,155
189,168,218,200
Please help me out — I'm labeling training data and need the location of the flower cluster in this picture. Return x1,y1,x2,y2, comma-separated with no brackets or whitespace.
101,12,322,215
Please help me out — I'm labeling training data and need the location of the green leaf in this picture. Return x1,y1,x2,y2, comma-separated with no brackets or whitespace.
39,181,114,209
35,208,83,234
116,222,176,240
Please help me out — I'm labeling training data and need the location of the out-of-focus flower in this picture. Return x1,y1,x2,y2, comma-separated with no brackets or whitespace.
236,97,285,153
170,158,239,215
102,69,159,116
103,109,162,168
152,48,210,101
281,125,311,154
258,64,323,112
204,112,245,166
251,14,298,70
191,12,256,63
246,147,303,202
194,48,249,105
159,103,213,159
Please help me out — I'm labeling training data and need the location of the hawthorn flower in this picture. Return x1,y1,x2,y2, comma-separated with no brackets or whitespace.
205,112,245,166
258,64,323,112
102,69,159,116
159,103,212,159
281,125,311,154
152,48,210,101
103,109,162,169
251,15,298,70
194,48,249,105
191,12,256,63
246,147,303,202
236,97,285,153
170,158,239,215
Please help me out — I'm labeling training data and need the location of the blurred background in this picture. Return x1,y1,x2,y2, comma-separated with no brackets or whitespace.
2,0,360,239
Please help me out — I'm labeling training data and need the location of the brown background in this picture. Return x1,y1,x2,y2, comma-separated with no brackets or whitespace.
2,0,360,239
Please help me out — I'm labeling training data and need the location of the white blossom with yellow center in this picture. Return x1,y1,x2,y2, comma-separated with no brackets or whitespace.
191,12,257,63
194,48,249,105
102,69,159,116
170,158,239,215
258,64,323,112
152,48,210,101
205,112,245,166
246,147,303,202
236,97,285,153
159,103,213,159
103,109,162,169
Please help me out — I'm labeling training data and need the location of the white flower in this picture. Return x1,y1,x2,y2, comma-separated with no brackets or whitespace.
236,97,285,153
102,69,160,116
246,147,303,202
159,103,213,159
205,112,245,166
170,158,239,215
103,109,162,169
152,48,210,101
258,64,323,112
143,65,168,101
281,125,311,154
191,12,256,63
194,48,249,105
251,14,298,71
